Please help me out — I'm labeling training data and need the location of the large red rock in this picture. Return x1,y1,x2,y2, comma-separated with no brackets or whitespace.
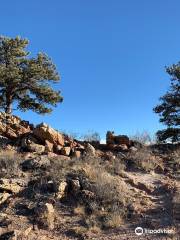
106,131,130,146
33,123,64,146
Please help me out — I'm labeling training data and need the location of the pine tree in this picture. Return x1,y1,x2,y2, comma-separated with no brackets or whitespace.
154,63,180,142
0,36,63,115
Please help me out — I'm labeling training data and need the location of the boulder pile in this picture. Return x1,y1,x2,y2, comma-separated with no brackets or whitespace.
0,113,136,158
105,131,134,151
0,113,85,158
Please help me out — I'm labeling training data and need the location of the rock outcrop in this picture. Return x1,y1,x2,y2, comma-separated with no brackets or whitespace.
33,123,64,146
0,113,141,159
0,113,84,157
106,131,130,146
85,143,96,156
0,112,32,139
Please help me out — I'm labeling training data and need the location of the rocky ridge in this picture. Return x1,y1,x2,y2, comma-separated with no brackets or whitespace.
0,113,137,158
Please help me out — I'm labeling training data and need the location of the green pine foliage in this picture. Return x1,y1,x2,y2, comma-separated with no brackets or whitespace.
154,63,180,142
0,36,63,115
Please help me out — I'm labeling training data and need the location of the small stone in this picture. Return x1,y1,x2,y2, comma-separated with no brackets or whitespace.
47,152,58,158
57,181,68,199
61,146,71,156
27,142,45,153
0,192,11,205
119,144,128,151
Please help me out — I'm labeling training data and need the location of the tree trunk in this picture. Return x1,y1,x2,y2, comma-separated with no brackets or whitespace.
5,94,12,115
5,94,12,137
5,103,12,114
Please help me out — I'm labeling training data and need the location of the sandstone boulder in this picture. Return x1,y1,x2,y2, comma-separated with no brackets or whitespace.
33,123,64,146
61,146,71,156
118,144,128,151
47,152,58,158
85,143,96,156
0,192,11,205
28,143,45,153
106,131,130,146
0,178,26,194
57,181,68,199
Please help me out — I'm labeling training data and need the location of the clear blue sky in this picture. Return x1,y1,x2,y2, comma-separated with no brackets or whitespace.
1,0,180,139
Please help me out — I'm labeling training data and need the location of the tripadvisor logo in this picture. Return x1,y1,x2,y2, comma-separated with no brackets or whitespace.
135,227,174,235
135,227,143,236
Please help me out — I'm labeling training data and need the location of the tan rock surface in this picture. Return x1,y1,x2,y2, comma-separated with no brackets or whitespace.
61,146,71,156
33,123,64,146
0,112,31,138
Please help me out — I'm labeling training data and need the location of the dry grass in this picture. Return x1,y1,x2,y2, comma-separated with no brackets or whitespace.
88,225,101,234
103,213,124,229
70,226,87,238
73,205,86,216
0,150,22,177
170,149,180,167
82,163,128,204
49,155,131,229
69,156,132,229
104,157,126,176
127,148,157,172
71,222,101,238
27,155,132,230
35,203,55,230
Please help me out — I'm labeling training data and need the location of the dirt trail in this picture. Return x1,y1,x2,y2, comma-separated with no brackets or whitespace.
97,171,178,240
